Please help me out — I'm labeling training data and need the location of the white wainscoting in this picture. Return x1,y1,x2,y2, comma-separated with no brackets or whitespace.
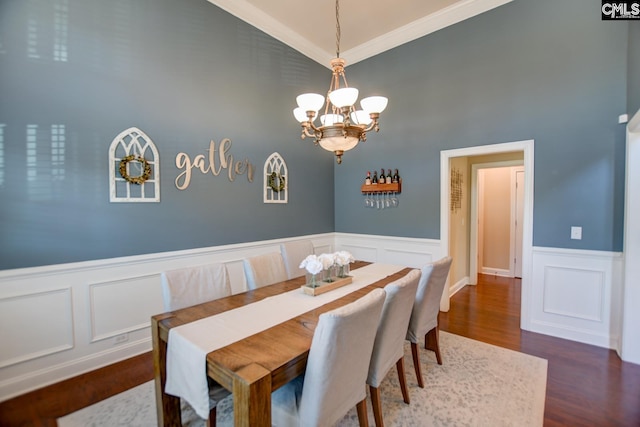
529,246,623,350
334,232,443,268
0,234,333,402
0,234,627,401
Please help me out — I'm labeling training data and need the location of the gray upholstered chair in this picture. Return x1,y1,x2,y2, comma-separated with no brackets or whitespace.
271,288,386,427
280,240,315,279
242,252,288,290
406,256,453,388
160,263,232,311
367,269,421,427
160,262,232,426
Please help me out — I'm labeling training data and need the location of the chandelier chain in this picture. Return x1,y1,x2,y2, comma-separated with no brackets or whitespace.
335,0,341,58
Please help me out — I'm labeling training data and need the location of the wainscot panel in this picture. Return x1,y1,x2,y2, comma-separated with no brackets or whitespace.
0,236,627,401
0,234,333,402
530,246,623,350
334,232,442,268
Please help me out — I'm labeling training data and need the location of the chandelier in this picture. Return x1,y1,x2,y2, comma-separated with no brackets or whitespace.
293,0,388,164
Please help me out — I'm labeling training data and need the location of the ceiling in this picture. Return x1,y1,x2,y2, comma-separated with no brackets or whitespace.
207,0,512,68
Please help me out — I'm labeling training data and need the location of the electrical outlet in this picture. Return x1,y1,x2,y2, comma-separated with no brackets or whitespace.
571,226,582,240
114,333,129,344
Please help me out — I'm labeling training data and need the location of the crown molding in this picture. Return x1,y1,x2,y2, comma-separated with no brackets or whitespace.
343,0,513,66
207,0,512,68
206,0,333,66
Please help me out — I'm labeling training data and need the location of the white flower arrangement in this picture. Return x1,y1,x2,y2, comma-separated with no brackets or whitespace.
334,250,354,266
300,251,355,285
299,254,323,275
317,253,336,270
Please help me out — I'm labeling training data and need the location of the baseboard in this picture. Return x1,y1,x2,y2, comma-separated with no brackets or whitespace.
480,267,511,277
449,276,469,297
0,338,151,403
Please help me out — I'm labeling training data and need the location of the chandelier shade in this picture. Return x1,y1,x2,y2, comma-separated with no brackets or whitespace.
361,96,388,115
296,93,325,113
293,0,388,164
328,87,359,108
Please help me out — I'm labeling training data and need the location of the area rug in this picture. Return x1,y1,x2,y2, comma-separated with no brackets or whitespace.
58,332,547,426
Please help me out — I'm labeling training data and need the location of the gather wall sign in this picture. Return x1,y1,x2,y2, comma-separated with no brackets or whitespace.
175,138,255,190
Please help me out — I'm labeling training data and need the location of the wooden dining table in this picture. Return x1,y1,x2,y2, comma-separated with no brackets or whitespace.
151,261,413,427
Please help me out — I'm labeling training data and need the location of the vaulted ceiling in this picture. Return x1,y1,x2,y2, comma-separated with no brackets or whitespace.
207,0,512,67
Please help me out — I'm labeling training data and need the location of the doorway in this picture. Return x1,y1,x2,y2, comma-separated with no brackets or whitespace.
471,162,524,280
440,140,534,331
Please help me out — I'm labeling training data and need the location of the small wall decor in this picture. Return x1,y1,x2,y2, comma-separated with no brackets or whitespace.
450,166,463,213
109,127,159,203
264,152,288,203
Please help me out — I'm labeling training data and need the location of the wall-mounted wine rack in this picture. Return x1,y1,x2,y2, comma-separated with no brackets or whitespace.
360,181,402,194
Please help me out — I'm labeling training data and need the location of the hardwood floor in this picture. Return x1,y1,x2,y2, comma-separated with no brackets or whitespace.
1,274,639,426
439,274,640,427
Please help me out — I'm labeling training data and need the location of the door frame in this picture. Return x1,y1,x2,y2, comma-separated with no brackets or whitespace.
440,139,534,330
470,161,524,282
512,166,525,278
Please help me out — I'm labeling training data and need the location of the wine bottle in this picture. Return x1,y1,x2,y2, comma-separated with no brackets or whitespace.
372,171,378,184
380,168,386,184
387,169,392,184
365,171,371,185
392,169,399,183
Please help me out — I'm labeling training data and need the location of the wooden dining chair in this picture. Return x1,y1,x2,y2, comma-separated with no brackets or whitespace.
280,239,315,279
406,256,453,388
160,262,232,426
242,252,288,290
367,269,421,427
271,288,386,427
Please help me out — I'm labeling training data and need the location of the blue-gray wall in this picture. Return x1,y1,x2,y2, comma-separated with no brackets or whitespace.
0,0,633,270
629,22,640,116
0,0,334,270
335,0,628,252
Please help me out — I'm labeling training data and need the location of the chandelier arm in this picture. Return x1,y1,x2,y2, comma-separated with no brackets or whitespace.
360,121,381,133
301,124,320,141
293,0,387,165
306,120,322,133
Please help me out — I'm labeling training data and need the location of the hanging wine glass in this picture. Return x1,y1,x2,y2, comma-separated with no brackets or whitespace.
391,192,399,207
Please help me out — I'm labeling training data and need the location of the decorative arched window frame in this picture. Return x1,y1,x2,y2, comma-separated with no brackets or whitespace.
109,127,160,203
264,152,288,204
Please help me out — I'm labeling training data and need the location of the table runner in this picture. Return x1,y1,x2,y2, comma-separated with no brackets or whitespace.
165,263,405,419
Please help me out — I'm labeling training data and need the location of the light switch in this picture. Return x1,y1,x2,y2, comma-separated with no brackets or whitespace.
571,226,582,240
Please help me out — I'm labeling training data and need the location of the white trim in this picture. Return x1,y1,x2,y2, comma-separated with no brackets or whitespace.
480,267,511,277
620,119,640,363
442,139,534,328
0,338,150,403
628,108,640,133
512,167,525,278
450,276,470,296
470,160,524,283
1,232,630,401
343,0,513,66
206,0,513,67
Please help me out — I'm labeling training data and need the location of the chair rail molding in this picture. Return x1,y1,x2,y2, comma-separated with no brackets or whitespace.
0,232,629,401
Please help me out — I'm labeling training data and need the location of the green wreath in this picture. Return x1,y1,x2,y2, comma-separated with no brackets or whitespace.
119,154,152,185
267,171,286,192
